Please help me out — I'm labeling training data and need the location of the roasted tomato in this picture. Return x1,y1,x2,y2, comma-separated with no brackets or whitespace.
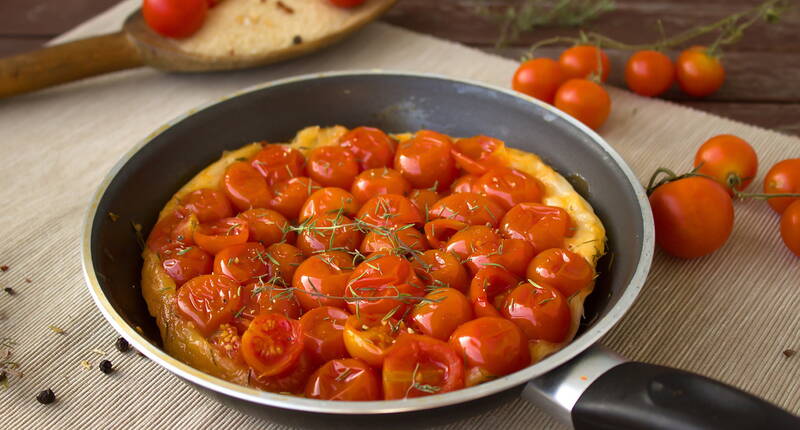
345,254,424,317
338,126,396,170
465,238,535,278
423,219,469,249
428,193,505,227
382,334,465,399
408,189,441,215
249,351,314,394
237,208,294,246
270,177,321,220
306,145,360,189
412,249,468,292
342,313,405,367
221,161,272,211
169,213,199,247
451,135,506,176
394,132,458,190
159,244,212,286
298,187,360,221
176,274,242,336
473,168,543,210
449,317,530,387
410,288,473,341
292,251,354,310
527,248,593,297
147,210,187,252
305,358,381,401
296,213,363,257
764,159,800,214
500,203,574,254
213,242,270,284
468,267,520,318
502,281,570,343
209,323,243,363
451,175,479,194
444,225,499,261
181,188,234,223
239,280,301,322
263,242,304,285
299,306,351,364
251,145,305,185
359,227,428,255
193,217,250,254
350,168,411,204
241,313,304,377
356,194,423,228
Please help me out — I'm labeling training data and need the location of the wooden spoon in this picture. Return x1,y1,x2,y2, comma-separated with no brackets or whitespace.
0,0,396,99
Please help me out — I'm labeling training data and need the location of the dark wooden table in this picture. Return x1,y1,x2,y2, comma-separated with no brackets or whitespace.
1,0,798,135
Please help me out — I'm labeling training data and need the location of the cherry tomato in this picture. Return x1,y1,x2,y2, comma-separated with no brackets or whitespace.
356,194,423,228
305,358,381,401
780,201,800,257
238,208,293,246
342,313,405,367
444,225,499,261
383,334,465,399
193,217,249,254
428,192,505,227
554,79,611,130
213,242,270,284
410,288,473,341
512,58,568,104
694,134,758,193
451,175,479,194
412,249,468,292
649,177,734,259
147,210,186,252
351,168,411,204
249,351,314,394
502,281,570,343
451,135,506,176
292,251,353,310
624,50,675,97
251,145,305,186
159,244,212,286
466,238,534,278
394,132,458,190
764,159,800,214
270,177,321,220
208,323,243,363
338,126,396,170
359,227,428,255
296,213,363,257
181,188,233,223
221,161,272,211
449,317,530,386
559,45,610,82
239,280,301,322
468,267,520,318
142,0,207,39
299,306,350,364
676,46,725,97
346,254,424,317
169,213,199,247
328,0,367,8
298,187,359,222
176,274,242,336
241,313,304,377
500,203,574,254
306,145,360,189
527,248,593,297
408,189,441,216
263,242,304,285
423,219,469,249
473,168,544,210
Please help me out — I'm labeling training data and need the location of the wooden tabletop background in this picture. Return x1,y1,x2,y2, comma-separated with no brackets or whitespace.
1,0,798,135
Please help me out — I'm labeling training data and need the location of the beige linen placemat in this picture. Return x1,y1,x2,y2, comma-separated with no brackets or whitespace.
1,1,798,428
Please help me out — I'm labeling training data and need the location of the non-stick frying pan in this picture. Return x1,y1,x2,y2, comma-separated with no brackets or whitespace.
82,71,800,429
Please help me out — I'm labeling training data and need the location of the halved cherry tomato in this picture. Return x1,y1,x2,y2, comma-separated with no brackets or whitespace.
176,274,242,336
428,193,505,227
270,177,321,220
554,79,611,130
527,248,593,297
502,281,570,343
305,358,381,401
382,333,465,399
449,317,530,387
159,244,212,286
356,194,423,228
169,212,199,247
473,168,544,210
624,50,675,97
342,313,405,367
451,136,506,176
412,249,468,292
559,45,610,82
351,168,411,204
193,217,250,254
424,219,469,249
338,126,396,170
345,254,424,316
451,175,479,194
239,280,301,322
142,0,207,39
360,227,428,255
694,134,758,193
263,242,304,285
764,159,800,214
306,145,360,189
465,238,534,277
781,201,800,257
410,288,473,341
209,323,243,363
500,203,574,254
238,208,294,246
328,0,366,8
292,251,353,310
408,189,441,216
296,213,363,257
468,267,520,318
147,210,187,252
221,161,272,211
181,188,234,223
249,351,314,394
241,313,304,377
298,187,360,222
444,225,499,261
299,306,350,364
251,145,305,185
394,132,458,190
213,242,270,283
675,46,725,97
512,58,568,104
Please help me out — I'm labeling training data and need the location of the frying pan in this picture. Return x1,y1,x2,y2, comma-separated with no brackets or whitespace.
81,71,800,429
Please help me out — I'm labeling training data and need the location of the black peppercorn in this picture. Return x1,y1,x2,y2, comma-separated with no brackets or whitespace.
4,287,14,295
99,360,114,374
36,389,56,404
293,35,303,45
115,337,130,353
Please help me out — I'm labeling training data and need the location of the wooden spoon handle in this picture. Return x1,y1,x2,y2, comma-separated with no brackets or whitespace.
0,32,144,99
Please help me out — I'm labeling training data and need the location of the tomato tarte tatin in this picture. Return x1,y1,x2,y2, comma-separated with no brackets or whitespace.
141,126,605,399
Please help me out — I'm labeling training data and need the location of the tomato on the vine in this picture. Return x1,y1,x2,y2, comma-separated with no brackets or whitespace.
512,58,567,104
764,159,800,214
554,79,611,130
780,201,800,257
694,134,758,193
142,0,207,39
625,50,674,97
559,45,610,82
675,46,725,97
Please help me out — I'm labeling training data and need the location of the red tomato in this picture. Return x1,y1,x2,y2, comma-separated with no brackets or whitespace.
351,168,411,204
451,136,506,176
159,244,212,286
428,193,506,227
624,50,675,97
305,358,381,401
263,242,304,285
394,132,458,190
465,238,534,278
444,225,500,261
468,267,520,318
342,313,405,367
176,274,242,336
559,45,610,82
554,79,611,130
249,351,314,394
512,58,568,104
410,288,473,341
238,208,294,246
270,177,321,221
449,317,530,386
473,168,544,210
328,0,367,9
502,281,570,343
345,254,424,317
213,242,270,284
500,203,574,254
299,306,350,364
221,161,272,211
292,251,353,310
356,194,423,228
412,249,468,292
649,177,734,259
527,248,593,297
694,134,758,193
781,201,800,257
298,187,359,222
193,217,250,254
408,189,441,215
181,188,233,223
338,126,396,170
239,280,301,322
764,159,800,214
208,323,243,363
423,219,469,249
142,0,207,39
359,227,428,255
147,210,186,252
451,175,479,194
383,334,465,399
169,213,199,247
676,46,725,97
241,313,304,377
306,145,360,189
296,213,363,257
251,145,305,185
